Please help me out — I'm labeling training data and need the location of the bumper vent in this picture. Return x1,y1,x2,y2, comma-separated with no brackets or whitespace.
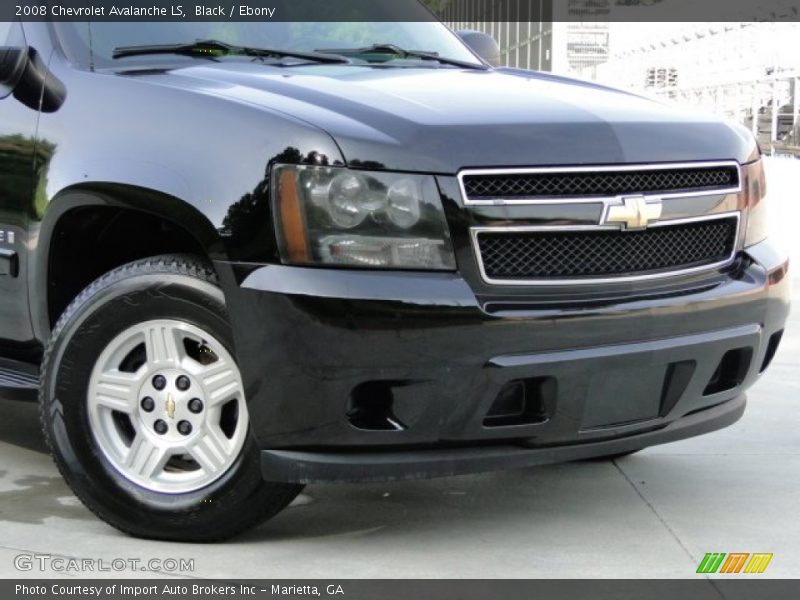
476,216,738,282
462,165,739,200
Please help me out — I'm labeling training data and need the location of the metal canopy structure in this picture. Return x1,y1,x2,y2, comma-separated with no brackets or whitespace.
442,5,800,155
597,23,800,155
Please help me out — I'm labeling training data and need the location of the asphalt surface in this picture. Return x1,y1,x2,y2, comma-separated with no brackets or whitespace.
0,158,797,579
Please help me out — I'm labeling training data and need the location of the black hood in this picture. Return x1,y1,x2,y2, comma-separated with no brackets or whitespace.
144,63,755,173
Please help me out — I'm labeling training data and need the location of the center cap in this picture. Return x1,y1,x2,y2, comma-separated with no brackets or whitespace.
137,369,204,442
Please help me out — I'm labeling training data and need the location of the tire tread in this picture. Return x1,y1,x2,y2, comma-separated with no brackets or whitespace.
39,254,300,542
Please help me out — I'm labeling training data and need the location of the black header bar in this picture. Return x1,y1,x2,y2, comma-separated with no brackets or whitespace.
4,0,800,22
5,580,800,600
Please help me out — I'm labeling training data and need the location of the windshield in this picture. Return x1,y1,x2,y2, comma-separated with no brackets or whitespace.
55,21,482,69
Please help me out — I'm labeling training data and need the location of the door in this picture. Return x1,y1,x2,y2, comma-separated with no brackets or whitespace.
0,21,38,345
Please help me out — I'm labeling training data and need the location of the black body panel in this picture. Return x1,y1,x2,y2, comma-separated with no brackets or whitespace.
221,241,788,470
2,23,759,346
261,395,747,484
0,23,789,482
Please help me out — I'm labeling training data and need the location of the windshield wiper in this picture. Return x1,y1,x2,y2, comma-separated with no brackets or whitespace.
314,43,487,70
112,39,351,65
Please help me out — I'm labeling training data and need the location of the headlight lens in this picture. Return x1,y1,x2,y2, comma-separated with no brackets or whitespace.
273,165,456,270
743,159,768,247
387,178,422,229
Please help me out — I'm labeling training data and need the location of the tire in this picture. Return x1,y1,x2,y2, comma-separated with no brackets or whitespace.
39,254,302,542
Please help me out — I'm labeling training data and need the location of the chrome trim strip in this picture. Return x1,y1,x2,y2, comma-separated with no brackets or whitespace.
470,211,741,286
458,161,743,206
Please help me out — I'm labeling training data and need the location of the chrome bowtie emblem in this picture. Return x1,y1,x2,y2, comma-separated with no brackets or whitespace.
603,196,663,230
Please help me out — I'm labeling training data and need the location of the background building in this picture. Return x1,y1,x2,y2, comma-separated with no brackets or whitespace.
442,12,554,71
440,0,610,74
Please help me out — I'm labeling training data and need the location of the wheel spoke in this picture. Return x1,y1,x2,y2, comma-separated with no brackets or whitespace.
187,427,231,474
124,435,170,480
197,362,241,407
144,323,184,367
93,371,139,414
88,318,249,493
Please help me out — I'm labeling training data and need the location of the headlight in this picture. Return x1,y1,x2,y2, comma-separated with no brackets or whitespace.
387,178,422,229
273,165,456,270
743,159,767,247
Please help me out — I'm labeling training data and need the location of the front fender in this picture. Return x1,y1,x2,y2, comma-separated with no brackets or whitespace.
29,183,223,343
29,52,348,343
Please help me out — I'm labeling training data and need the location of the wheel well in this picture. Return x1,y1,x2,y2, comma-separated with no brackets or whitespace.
48,206,207,326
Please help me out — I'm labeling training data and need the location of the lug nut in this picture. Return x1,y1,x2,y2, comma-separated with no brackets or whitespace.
188,398,204,414
176,375,191,391
177,420,193,436
152,375,167,390
140,397,155,412
154,420,168,435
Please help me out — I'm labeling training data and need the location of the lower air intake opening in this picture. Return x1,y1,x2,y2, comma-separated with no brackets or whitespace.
704,348,753,396
484,377,556,428
760,331,784,373
347,381,406,431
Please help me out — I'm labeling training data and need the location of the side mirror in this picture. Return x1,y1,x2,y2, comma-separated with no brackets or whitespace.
0,46,65,112
0,47,29,98
14,49,67,112
457,30,502,67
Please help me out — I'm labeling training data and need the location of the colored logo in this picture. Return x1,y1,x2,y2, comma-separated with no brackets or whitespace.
696,553,773,574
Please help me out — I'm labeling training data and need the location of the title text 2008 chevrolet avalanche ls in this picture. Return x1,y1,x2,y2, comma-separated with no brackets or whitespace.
0,16,790,541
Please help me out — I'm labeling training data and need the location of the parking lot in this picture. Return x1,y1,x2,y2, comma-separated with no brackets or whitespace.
0,158,797,579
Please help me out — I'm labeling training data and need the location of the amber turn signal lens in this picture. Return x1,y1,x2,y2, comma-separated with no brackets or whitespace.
744,159,767,208
743,160,768,248
277,168,310,263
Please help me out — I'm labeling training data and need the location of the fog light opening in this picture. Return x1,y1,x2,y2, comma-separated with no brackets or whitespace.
484,377,555,428
703,347,753,396
347,381,406,431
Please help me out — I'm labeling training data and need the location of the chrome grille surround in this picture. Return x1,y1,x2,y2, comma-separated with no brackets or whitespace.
459,162,744,286
458,161,742,206
472,213,740,286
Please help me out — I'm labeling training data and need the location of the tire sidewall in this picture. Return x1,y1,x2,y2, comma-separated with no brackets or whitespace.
41,267,267,533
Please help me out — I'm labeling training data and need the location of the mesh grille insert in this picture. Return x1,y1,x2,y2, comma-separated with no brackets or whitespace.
463,166,739,199
477,217,738,281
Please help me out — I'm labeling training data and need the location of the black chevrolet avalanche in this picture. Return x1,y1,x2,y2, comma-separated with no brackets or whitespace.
0,14,790,541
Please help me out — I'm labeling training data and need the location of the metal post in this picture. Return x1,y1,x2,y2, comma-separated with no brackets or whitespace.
539,0,544,70
771,77,779,144
504,0,510,66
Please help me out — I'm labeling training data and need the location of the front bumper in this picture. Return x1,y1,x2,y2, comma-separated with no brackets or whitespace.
261,395,746,483
217,239,790,483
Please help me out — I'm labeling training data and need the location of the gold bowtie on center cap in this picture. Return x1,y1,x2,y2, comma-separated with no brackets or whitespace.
165,394,176,420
